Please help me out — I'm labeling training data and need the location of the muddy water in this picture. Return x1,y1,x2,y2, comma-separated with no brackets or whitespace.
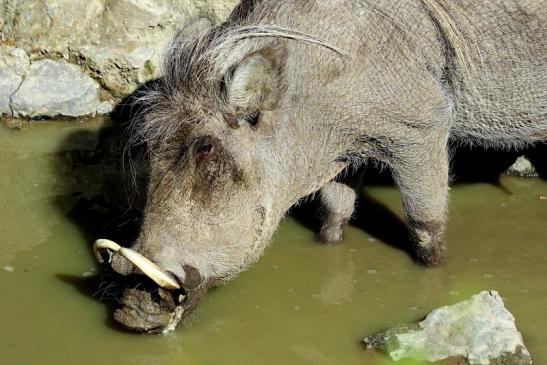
0,121,546,365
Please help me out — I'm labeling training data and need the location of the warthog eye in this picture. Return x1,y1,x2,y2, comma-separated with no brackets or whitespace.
195,136,219,162
197,143,213,155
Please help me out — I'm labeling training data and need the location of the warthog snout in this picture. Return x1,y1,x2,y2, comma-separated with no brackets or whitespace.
93,239,210,333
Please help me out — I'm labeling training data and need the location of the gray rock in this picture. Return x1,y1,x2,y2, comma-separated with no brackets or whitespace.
180,17,214,38
0,0,7,31
2,0,106,56
0,0,240,117
77,45,162,96
364,291,532,365
96,101,115,115
506,156,539,178
0,69,21,115
0,46,30,115
125,47,157,70
0,47,30,76
195,0,240,23
11,60,101,118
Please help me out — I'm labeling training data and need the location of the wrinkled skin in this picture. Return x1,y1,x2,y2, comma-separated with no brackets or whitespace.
104,0,546,332
114,288,178,333
114,285,207,333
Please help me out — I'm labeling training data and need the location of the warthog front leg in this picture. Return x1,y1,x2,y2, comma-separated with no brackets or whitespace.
317,169,364,243
391,131,450,266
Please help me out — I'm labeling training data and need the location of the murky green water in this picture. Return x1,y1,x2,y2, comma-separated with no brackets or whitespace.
0,121,546,365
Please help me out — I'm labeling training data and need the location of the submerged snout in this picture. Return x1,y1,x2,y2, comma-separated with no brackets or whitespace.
93,239,210,333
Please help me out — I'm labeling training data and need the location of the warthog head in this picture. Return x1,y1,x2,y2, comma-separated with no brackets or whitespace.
94,25,348,333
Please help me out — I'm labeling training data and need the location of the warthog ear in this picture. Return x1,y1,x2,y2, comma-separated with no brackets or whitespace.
225,46,285,115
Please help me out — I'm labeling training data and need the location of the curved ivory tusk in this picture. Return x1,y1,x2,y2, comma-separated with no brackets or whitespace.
94,239,122,263
93,239,180,290
118,248,180,290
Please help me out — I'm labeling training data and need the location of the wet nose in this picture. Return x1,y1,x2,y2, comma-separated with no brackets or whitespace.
111,252,134,276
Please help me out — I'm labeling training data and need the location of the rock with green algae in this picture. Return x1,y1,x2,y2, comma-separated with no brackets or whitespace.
364,291,532,365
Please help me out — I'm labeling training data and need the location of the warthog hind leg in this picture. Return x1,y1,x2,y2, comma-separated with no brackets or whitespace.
317,168,364,243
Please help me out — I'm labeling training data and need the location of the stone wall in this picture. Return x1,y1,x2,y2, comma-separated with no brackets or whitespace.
0,0,238,118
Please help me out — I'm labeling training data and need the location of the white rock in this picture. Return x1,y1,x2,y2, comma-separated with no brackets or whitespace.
1,0,241,114
195,0,240,23
11,60,101,118
3,265,14,272
96,101,114,114
3,0,106,55
0,47,31,76
0,46,30,115
364,291,532,365
77,45,162,96
125,47,156,69
0,69,21,115
506,156,538,178
180,17,214,38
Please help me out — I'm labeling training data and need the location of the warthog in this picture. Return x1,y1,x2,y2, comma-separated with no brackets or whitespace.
94,0,546,333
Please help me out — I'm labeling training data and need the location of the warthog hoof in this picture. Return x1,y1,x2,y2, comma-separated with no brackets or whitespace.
317,219,349,244
414,242,447,267
408,220,446,267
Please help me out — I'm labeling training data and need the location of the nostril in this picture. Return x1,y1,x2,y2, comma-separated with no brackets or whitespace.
111,252,134,276
182,265,203,289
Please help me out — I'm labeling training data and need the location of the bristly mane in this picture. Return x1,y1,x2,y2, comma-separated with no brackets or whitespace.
128,23,347,149
131,0,482,148
162,24,347,93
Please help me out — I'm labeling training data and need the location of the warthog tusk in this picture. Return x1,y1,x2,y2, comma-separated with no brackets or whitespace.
93,239,181,290
118,248,181,290
94,239,121,262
